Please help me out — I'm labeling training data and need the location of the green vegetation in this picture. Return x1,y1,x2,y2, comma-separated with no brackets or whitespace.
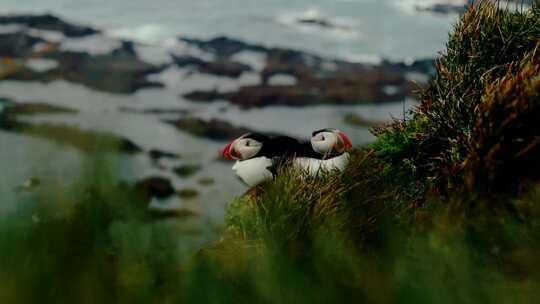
0,2,539,303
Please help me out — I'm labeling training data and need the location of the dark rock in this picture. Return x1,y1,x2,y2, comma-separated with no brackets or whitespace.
2,102,77,116
182,90,224,102
177,188,200,199
1,49,166,94
119,139,143,154
119,107,190,115
0,14,99,37
164,117,252,141
179,36,267,58
0,32,43,57
149,149,180,161
173,164,202,178
42,51,166,93
297,18,350,31
198,177,215,186
0,29,165,94
172,54,251,78
111,40,137,57
135,177,175,200
179,36,435,108
227,85,321,108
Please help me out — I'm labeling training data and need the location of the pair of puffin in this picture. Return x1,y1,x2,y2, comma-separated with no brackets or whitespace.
222,129,352,186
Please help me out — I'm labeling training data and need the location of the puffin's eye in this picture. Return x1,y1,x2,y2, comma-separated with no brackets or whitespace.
246,140,251,147
321,135,325,141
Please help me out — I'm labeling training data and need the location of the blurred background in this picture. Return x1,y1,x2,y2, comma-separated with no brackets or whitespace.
0,0,496,234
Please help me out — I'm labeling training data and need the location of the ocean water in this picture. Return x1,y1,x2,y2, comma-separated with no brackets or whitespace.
0,0,457,60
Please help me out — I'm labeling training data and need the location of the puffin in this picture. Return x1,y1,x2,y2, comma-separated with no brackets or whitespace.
222,133,299,186
294,128,353,176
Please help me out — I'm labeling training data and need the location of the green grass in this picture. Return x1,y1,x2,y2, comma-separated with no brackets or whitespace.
1,1,540,303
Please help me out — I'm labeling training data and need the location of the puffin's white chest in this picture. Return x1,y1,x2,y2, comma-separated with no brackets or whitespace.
232,157,273,186
294,153,350,177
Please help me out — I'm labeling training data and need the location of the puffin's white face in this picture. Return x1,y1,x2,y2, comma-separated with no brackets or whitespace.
222,134,264,161
310,129,352,155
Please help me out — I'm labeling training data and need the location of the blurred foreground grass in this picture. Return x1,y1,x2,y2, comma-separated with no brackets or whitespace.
1,1,540,303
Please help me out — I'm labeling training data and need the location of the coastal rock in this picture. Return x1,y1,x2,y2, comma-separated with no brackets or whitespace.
198,177,215,186
165,116,291,142
0,14,99,37
172,54,251,78
148,149,180,161
44,50,165,93
297,17,351,31
173,164,202,178
135,177,175,200
177,188,200,199
2,102,77,116
179,36,267,58
0,32,43,57
165,117,252,141
180,36,436,108
0,15,165,94
182,90,224,102
1,49,166,93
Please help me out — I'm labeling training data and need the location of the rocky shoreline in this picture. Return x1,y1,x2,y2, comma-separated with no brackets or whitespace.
178,36,435,108
0,14,436,106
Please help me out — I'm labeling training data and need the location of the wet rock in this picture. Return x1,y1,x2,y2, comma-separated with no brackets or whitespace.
179,36,267,58
297,18,350,31
1,49,165,93
0,32,43,57
198,177,215,186
227,85,321,108
2,102,77,116
0,14,99,37
135,176,175,200
180,36,436,108
164,117,252,141
173,164,202,178
148,149,180,161
177,188,200,199
172,54,251,78
44,51,166,93
182,90,224,102
0,15,165,94
119,107,190,115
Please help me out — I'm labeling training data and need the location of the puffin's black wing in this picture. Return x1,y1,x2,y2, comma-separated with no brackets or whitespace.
295,140,325,159
259,136,300,159
259,136,301,177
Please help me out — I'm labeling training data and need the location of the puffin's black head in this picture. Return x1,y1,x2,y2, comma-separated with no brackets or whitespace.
222,133,270,161
310,128,353,155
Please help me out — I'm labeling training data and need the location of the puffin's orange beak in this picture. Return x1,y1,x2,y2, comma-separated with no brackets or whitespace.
221,141,234,160
338,131,353,150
